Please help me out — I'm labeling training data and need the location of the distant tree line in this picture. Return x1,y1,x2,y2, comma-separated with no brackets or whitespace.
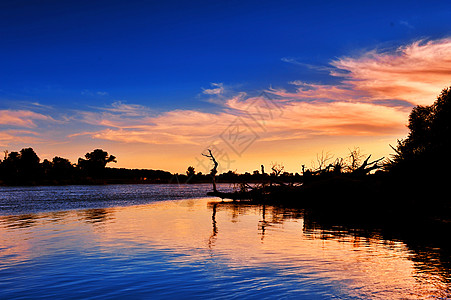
0,148,174,185
0,147,305,186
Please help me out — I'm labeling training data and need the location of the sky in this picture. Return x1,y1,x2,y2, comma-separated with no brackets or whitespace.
1,0,451,174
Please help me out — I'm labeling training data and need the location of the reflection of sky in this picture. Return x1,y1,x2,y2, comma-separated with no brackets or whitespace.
0,198,449,299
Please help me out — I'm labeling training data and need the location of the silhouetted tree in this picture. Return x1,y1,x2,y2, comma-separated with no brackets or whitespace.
387,86,451,176
78,149,116,177
186,166,195,177
19,147,40,169
202,149,218,192
0,148,42,182
51,156,74,179
0,151,20,180
19,148,41,181
41,159,53,177
271,162,284,177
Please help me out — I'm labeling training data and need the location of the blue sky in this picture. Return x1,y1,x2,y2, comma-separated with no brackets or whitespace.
1,0,449,110
1,1,451,172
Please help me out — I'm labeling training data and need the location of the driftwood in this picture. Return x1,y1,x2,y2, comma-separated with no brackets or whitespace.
352,155,384,176
207,154,385,202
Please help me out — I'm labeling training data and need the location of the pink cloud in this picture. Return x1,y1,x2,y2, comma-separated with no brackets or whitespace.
0,110,53,128
74,93,408,147
331,38,451,105
0,130,41,147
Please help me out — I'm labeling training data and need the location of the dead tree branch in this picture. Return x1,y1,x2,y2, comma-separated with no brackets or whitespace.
353,155,385,175
202,149,218,192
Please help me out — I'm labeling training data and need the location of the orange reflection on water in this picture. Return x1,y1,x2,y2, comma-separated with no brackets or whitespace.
82,199,449,298
0,198,450,299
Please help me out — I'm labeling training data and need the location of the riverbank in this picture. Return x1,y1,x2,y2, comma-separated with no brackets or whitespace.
207,172,451,226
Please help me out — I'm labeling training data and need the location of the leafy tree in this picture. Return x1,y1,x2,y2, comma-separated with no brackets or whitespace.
51,156,74,179
186,166,195,177
388,86,451,175
19,148,40,168
41,159,53,177
53,156,73,169
0,151,20,179
78,149,116,177
0,148,41,182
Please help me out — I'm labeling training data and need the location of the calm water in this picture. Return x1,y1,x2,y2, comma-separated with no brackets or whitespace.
0,184,450,299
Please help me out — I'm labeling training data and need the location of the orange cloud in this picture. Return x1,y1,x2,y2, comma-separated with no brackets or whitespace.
0,130,41,147
331,38,451,105
268,82,368,102
74,92,409,148
73,106,236,145
0,110,53,128
0,109,57,148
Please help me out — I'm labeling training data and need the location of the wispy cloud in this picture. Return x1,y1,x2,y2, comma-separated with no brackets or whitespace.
73,102,234,145
92,101,155,117
330,38,451,105
399,20,414,29
281,57,331,72
0,110,53,128
202,83,224,95
81,89,109,97
72,89,408,147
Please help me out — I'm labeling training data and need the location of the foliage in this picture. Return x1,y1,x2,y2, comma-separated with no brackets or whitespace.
78,149,117,177
387,86,451,175
186,166,195,177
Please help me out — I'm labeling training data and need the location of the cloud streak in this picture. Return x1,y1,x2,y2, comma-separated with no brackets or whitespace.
73,90,409,147
330,38,451,105
202,83,224,95
0,110,53,128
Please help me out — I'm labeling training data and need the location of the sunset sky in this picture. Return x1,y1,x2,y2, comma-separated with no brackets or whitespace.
1,0,451,173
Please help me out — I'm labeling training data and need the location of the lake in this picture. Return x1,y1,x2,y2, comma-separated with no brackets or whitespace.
0,184,450,299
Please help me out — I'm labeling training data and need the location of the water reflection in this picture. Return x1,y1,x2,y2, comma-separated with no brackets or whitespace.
0,208,115,229
208,203,218,249
0,213,40,229
208,200,451,297
0,197,449,299
302,207,451,287
78,208,115,224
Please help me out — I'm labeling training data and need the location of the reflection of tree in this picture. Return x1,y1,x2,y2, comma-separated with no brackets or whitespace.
79,208,114,224
258,205,268,241
0,211,73,229
47,211,70,223
302,207,451,287
208,200,451,288
208,203,218,249
0,214,40,229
